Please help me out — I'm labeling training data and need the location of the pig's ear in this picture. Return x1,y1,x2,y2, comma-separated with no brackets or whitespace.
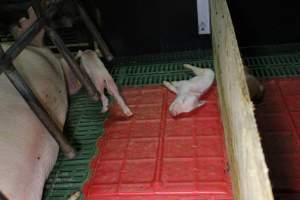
75,50,83,60
95,48,103,58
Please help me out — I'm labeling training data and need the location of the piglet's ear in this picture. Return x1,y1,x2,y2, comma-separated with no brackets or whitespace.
75,50,83,60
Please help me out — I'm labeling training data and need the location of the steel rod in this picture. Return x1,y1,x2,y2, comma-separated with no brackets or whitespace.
75,0,114,61
3,3,58,64
0,45,76,159
46,26,99,101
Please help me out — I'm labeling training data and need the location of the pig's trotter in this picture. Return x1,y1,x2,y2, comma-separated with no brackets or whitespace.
123,106,133,117
100,94,109,113
67,191,81,200
197,100,206,108
64,144,77,159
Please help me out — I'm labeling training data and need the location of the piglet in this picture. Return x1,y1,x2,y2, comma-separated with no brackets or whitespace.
163,64,215,116
76,49,133,117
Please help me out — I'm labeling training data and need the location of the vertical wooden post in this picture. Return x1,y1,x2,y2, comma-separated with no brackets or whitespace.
210,0,274,200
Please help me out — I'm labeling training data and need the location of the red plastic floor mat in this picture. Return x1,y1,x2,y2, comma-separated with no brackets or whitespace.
83,78,300,200
83,85,233,200
255,78,300,199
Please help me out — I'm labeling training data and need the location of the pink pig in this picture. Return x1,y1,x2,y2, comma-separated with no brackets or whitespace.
75,49,133,117
163,64,215,116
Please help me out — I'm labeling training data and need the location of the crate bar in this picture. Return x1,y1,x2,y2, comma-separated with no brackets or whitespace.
75,0,114,61
46,26,99,101
210,0,274,200
0,0,81,159
3,3,58,64
0,45,76,159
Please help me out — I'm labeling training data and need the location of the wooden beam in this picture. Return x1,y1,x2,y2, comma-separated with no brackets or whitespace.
210,0,274,200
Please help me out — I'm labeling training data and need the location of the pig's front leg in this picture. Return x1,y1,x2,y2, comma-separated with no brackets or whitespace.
163,81,178,93
105,79,133,117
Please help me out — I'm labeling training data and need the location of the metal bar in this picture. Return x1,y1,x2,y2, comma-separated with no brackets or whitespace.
0,45,76,159
3,3,58,63
75,0,114,61
46,26,99,101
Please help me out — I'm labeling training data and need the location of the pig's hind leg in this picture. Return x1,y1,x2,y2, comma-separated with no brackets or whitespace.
105,79,133,117
95,81,109,113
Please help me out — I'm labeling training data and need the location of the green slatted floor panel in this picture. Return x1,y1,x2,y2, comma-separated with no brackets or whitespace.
110,53,300,86
43,50,300,200
43,91,107,200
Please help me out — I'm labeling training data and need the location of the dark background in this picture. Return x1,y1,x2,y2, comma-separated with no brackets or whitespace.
1,0,300,56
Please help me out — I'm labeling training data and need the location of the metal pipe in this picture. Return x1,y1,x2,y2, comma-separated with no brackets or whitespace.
3,3,57,63
0,45,77,159
46,26,99,101
75,0,114,61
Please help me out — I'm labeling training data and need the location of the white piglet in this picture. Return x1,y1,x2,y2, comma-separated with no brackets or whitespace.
75,50,133,117
163,64,215,116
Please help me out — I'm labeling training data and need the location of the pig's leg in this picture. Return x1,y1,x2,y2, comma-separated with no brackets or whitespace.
196,100,206,108
60,58,82,95
163,81,178,93
95,82,109,113
105,79,133,116
183,64,205,76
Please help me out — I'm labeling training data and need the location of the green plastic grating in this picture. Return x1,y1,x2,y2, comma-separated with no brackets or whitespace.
43,90,106,200
43,50,300,200
110,53,300,86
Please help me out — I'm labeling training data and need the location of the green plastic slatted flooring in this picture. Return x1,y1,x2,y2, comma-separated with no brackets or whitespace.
43,51,300,200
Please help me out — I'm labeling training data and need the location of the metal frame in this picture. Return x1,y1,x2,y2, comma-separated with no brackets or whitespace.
0,0,113,159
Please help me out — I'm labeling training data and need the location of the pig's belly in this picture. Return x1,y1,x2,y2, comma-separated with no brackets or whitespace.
0,44,68,200
0,76,59,200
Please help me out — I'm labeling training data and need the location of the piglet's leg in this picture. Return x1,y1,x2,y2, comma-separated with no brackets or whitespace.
163,81,177,93
94,81,109,113
197,100,206,108
105,79,133,117
99,91,109,113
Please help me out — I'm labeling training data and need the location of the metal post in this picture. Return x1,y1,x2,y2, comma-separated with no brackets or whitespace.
0,45,77,159
75,0,114,61
46,26,99,101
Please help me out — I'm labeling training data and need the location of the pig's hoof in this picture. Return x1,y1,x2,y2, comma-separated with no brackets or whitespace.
66,148,77,159
124,108,133,117
101,106,109,113
67,191,81,200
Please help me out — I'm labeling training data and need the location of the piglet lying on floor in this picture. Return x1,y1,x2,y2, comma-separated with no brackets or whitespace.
163,64,215,116
75,50,133,117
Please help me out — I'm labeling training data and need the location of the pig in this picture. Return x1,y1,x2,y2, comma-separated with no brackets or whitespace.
74,49,133,117
0,7,68,200
163,64,215,116
0,43,68,200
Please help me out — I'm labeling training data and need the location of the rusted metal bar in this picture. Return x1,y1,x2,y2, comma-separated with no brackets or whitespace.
46,26,99,101
0,45,77,159
75,0,114,61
